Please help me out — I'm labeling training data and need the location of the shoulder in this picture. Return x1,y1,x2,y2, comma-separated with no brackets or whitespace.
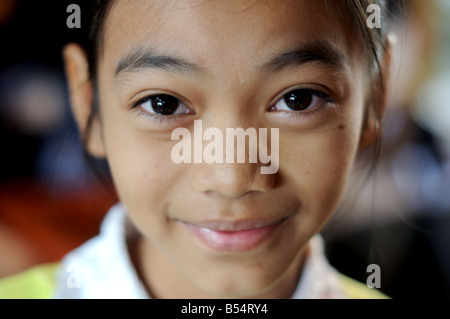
291,236,390,299
53,204,149,298
338,274,389,299
0,263,60,299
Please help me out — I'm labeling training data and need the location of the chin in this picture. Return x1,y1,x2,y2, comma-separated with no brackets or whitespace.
198,281,273,299
188,259,295,299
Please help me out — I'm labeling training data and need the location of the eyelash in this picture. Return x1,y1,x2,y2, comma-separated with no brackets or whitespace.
131,87,335,124
135,111,168,125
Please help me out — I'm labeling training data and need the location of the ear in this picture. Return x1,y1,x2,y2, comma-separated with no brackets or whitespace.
359,33,395,149
63,43,106,158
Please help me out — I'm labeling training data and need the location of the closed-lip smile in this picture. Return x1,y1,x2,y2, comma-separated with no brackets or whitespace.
181,216,289,252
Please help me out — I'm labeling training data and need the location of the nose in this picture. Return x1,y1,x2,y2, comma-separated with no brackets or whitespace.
190,121,278,198
192,161,276,199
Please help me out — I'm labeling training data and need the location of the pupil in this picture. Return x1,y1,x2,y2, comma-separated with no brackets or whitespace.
152,95,179,115
284,90,312,111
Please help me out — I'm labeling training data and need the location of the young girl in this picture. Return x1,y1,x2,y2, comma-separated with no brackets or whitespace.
1,0,392,299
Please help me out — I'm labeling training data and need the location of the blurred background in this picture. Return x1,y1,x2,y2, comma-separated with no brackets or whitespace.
0,0,116,281
0,0,449,298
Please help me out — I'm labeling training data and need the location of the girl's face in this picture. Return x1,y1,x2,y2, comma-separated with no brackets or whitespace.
68,0,379,298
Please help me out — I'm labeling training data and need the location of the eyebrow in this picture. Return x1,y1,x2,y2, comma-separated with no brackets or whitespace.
115,48,201,77
261,41,350,74
114,40,350,79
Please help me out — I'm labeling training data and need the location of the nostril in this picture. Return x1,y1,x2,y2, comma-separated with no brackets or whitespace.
203,189,252,200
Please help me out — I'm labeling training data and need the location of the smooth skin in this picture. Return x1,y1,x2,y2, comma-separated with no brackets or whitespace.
64,0,390,298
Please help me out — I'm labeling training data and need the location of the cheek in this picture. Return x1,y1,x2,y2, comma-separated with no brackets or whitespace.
101,121,184,237
280,120,362,223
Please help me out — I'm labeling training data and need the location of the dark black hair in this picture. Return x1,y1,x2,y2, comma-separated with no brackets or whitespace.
87,0,115,81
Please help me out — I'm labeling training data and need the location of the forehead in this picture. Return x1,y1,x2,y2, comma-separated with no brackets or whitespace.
102,0,361,75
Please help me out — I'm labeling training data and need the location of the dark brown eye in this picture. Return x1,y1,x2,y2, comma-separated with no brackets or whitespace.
147,95,179,115
283,89,313,111
136,94,190,116
271,89,330,114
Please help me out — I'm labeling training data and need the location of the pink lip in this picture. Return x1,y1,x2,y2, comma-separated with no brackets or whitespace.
183,218,286,252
